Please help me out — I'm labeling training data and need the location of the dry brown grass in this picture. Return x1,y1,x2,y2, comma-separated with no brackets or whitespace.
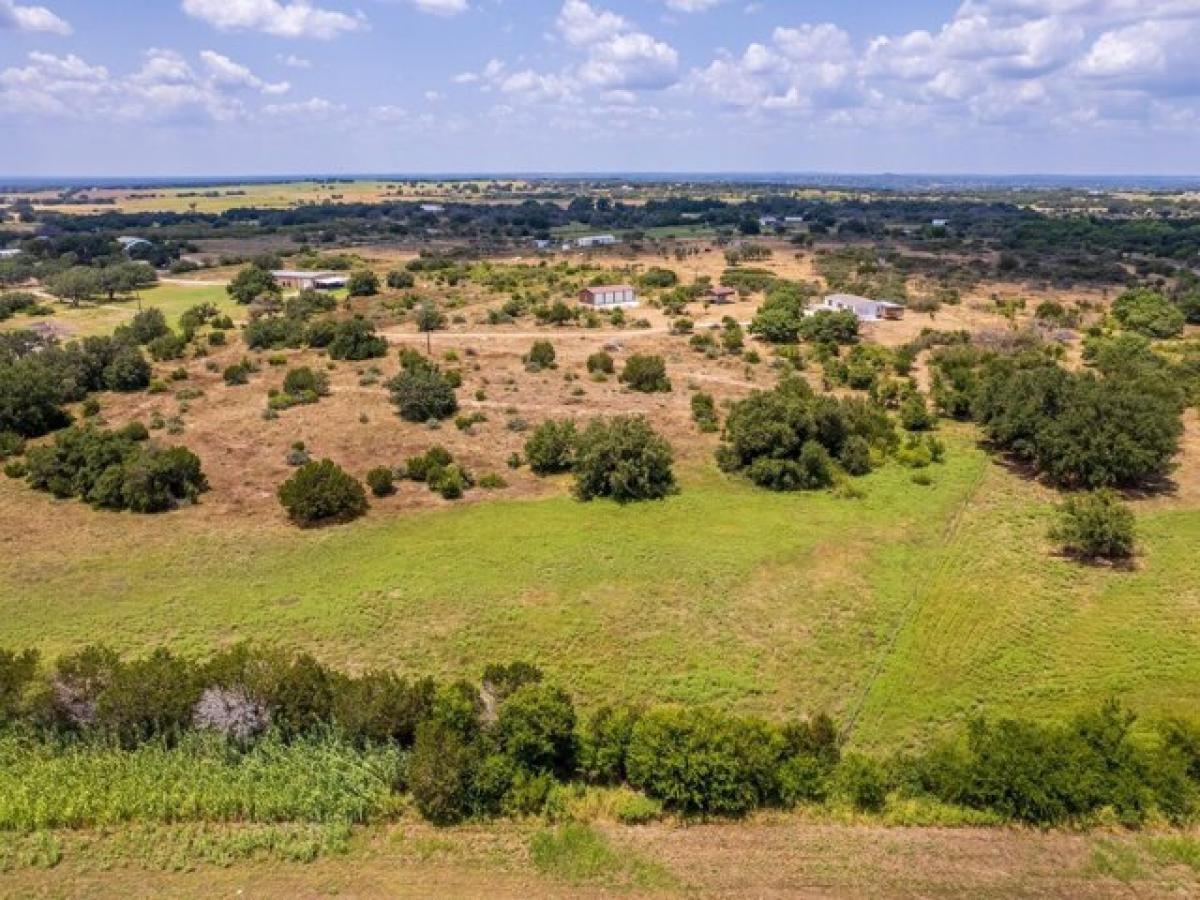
3,819,1194,899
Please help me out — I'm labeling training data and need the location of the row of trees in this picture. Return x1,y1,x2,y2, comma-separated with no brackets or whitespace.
44,262,157,306
938,348,1186,489
1,645,1197,827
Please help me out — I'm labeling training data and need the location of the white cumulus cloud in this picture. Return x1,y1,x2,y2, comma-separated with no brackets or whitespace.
1,49,294,123
181,0,363,39
0,0,70,34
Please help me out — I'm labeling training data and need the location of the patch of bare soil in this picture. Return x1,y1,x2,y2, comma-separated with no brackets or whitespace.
87,317,763,525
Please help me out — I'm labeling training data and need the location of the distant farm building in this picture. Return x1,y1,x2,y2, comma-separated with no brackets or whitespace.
810,293,905,322
576,234,619,249
420,204,445,213
272,270,349,292
931,218,949,228
705,286,738,305
784,216,806,225
579,284,639,310
0,248,21,260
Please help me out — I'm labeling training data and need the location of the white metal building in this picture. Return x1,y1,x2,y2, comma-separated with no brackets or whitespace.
576,234,619,249
579,284,639,310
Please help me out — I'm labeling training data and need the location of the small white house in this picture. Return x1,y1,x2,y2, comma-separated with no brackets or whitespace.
809,294,905,322
0,248,21,260
579,284,639,310
576,234,619,249
420,203,445,213
931,218,949,228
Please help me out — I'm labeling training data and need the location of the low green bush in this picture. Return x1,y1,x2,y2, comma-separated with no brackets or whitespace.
277,459,368,526
1050,490,1136,560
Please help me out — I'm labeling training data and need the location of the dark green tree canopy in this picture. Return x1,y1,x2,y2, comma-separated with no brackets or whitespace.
572,415,677,503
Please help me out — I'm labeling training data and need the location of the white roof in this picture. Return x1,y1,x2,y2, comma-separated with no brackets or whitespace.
272,270,336,279
583,284,635,293
821,294,905,313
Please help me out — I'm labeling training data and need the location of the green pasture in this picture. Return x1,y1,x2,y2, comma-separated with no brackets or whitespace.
1,428,1197,748
0,282,239,339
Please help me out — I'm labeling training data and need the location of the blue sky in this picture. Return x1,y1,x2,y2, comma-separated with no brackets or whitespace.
2,0,1199,176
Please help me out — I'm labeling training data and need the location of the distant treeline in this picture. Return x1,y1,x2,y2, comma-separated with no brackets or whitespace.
1,645,1198,830
9,194,1197,286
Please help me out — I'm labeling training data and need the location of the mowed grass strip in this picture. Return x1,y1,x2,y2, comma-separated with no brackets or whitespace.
851,465,1200,749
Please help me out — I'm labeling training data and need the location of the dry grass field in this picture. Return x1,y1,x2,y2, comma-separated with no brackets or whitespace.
3,818,1198,898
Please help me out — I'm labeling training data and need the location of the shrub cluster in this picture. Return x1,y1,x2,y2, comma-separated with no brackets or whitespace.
328,317,388,361
619,355,671,393
403,445,474,500
524,420,578,475
799,310,860,347
748,283,810,343
269,366,332,411
0,331,152,437
387,352,460,423
691,392,719,433
586,351,614,376
278,459,368,526
1050,489,1136,560
1112,288,1185,339
525,416,676,503
242,289,342,351
21,424,208,513
524,340,557,372
971,355,1183,488
717,378,896,491
1,647,1195,829
0,291,39,321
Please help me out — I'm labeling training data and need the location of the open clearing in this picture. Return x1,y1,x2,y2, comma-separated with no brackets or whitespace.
0,281,239,339
3,422,1198,749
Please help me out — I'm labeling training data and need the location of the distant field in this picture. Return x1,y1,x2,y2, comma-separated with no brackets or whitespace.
7,179,541,216
2,427,1196,749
